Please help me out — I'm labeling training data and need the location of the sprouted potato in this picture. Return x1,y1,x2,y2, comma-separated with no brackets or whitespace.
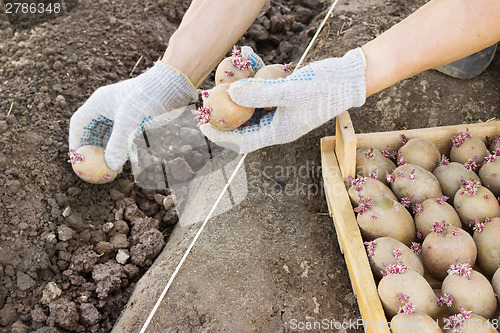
194,83,255,131
68,145,117,184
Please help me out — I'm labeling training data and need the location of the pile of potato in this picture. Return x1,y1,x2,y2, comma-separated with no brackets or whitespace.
350,131,500,332
193,46,293,130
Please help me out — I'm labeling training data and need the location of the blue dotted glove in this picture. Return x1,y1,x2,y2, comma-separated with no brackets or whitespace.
69,61,198,171
241,46,265,72
200,48,367,153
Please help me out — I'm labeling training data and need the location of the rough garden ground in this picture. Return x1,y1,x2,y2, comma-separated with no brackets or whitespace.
0,0,498,332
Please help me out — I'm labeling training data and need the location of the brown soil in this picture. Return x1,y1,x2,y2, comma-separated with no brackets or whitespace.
0,0,324,331
0,0,498,332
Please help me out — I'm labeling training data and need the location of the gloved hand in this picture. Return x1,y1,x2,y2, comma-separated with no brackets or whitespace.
69,61,198,171
200,48,367,153
241,45,265,73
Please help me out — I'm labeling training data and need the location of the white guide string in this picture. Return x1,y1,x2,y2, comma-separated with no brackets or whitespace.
140,1,341,331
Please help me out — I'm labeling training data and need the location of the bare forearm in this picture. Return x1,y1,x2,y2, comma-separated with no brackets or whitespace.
362,0,500,97
162,0,267,87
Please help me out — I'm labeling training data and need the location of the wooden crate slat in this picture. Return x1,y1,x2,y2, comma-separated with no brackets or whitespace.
355,121,500,158
321,145,389,333
335,112,357,183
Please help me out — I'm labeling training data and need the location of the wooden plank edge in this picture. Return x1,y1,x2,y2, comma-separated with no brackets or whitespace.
321,140,344,254
356,121,500,154
335,112,358,182
321,136,336,152
321,146,389,333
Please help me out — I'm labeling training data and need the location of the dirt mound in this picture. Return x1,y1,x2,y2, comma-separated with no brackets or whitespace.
0,0,323,331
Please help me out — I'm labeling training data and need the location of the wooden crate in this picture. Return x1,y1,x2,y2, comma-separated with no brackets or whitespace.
321,112,500,333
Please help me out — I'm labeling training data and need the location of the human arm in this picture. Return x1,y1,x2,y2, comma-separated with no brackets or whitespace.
362,0,500,97
69,0,267,171
201,0,500,153
162,0,267,87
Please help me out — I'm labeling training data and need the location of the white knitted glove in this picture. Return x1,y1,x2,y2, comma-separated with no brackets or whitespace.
200,48,366,153
241,45,265,72
69,61,198,171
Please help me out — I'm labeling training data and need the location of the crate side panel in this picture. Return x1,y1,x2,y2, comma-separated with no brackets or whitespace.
321,147,390,333
355,121,500,154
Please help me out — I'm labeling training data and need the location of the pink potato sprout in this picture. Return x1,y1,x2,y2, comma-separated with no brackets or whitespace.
68,145,117,184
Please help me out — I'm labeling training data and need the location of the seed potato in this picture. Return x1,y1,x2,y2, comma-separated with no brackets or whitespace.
421,226,476,280
433,162,481,200
398,138,441,172
414,197,461,239
390,164,443,205
492,267,500,304
348,177,398,207
473,217,500,277
489,136,500,153
214,57,254,85
453,180,500,229
69,145,117,184
478,158,500,197
442,269,497,319
366,237,424,279
356,148,396,185
391,312,443,333
202,83,255,131
378,270,439,318
356,197,415,246
254,64,292,80
450,136,488,167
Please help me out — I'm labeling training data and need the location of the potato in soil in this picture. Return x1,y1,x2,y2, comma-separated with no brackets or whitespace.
378,269,439,318
365,237,423,279
414,197,461,239
441,269,497,319
391,312,442,333
433,161,481,200
389,164,442,205
202,83,255,131
473,217,500,277
254,64,292,80
453,178,500,229
421,225,476,280
68,145,117,184
478,157,500,197
356,148,396,185
398,138,441,171
442,313,498,333
356,197,415,246
348,177,397,207
214,57,254,85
